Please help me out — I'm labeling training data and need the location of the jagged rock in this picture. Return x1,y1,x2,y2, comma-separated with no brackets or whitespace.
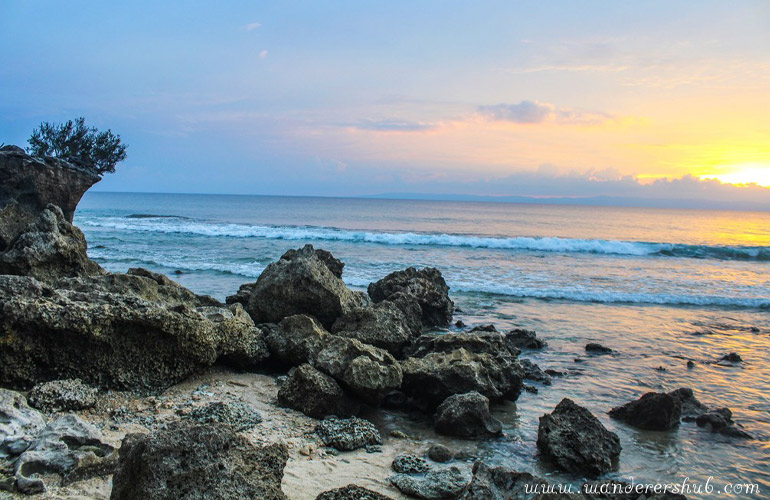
0,205,103,281
504,329,546,350
427,444,453,463
185,401,262,431
389,466,471,500
110,422,288,500
277,364,359,418
392,454,431,474
0,272,267,390
368,267,454,328
315,417,382,451
13,414,116,494
264,314,333,368
668,388,708,421
331,299,421,356
458,461,550,500
434,392,502,438
406,331,519,358
0,389,47,459
316,485,394,500
0,147,100,252
537,398,621,477
585,343,613,354
27,379,97,412
520,359,552,385
401,348,523,409
609,392,681,431
227,244,364,329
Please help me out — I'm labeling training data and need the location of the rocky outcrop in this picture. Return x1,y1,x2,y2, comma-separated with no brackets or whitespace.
389,466,471,500
434,392,502,438
0,272,268,390
316,485,395,500
227,244,364,329
537,398,621,478
27,379,97,412
401,348,523,409
277,364,359,418
315,417,382,451
110,422,288,500
0,146,100,252
331,299,421,356
368,267,454,328
609,392,681,431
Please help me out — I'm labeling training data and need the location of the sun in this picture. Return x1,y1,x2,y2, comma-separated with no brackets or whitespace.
699,163,770,188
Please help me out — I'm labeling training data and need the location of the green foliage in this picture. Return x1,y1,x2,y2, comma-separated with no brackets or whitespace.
27,117,127,175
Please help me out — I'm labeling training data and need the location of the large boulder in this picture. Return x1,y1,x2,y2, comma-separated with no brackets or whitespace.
277,364,359,418
110,422,288,500
0,272,268,390
401,348,523,409
331,299,421,357
368,267,454,328
537,398,621,478
609,392,681,431
434,392,503,438
0,146,100,252
227,244,364,329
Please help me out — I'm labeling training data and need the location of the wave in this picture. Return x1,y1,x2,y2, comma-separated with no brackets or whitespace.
126,213,191,219
77,217,770,262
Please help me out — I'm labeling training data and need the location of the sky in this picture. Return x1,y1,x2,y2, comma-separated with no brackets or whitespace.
1,1,769,208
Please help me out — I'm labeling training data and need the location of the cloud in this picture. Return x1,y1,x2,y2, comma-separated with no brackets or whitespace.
477,100,612,125
245,22,262,31
259,50,268,59
353,119,438,132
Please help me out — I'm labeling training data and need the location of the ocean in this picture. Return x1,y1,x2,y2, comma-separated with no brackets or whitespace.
77,192,770,497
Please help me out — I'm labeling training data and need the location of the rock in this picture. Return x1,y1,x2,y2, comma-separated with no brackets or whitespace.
389,466,471,500
427,444,453,463
0,389,47,459
0,147,100,252
523,384,538,394
392,454,431,474
719,352,743,363
264,314,334,368
110,422,288,500
368,267,454,328
315,417,382,451
469,324,497,332
695,408,733,431
609,392,681,431
27,379,97,412
277,364,359,419
434,392,503,438
454,320,465,328
667,388,708,421
519,359,552,385
687,360,695,369
718,425,753,439
0,273,267,390
401,348,523,409
0,205,103,282
185,401,262,431
13,414,116,494
407,331,519,358
331,300,421,356
316,485,394,500
458,461,550,500
227,244,363,329
537,398,621,477
585,343,613,354
504,328,547,350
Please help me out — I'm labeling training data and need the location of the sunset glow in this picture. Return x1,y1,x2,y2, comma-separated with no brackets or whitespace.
700,164,770,188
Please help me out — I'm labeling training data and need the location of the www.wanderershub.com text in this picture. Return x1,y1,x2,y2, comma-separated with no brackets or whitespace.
524,477,761,497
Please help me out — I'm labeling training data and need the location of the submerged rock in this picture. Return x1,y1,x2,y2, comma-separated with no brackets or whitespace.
585,343,613,354
277,364,359,419
434,392,503,438
227,244,364,329
668,388,709,422
315,417,382,451
110,422,288,500
389,466,471,500
368,267,454,328
537,398,621,477
609,392,681,431
27,379,97,413
316,485,394,500
718,352,743,363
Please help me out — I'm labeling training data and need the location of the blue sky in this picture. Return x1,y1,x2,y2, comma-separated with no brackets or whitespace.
1,1,769,207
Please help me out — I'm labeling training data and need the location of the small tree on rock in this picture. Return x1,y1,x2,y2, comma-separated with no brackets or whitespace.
27,117,127,175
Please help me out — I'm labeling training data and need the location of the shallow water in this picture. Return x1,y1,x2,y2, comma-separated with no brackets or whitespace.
77,192,770,498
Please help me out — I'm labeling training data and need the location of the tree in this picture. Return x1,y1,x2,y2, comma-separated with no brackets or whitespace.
27,117,127,175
